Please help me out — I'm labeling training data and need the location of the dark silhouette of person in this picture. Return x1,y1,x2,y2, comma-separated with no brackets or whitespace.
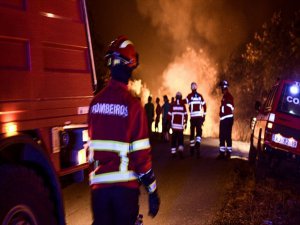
155,97,162,133
162,95,171,141
145,96,155,134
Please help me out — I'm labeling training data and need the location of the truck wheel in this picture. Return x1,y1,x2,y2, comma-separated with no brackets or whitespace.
254,131,269,179
0,164,58,225
248,133,257,165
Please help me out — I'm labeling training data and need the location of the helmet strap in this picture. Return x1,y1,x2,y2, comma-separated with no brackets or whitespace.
111,64,132,84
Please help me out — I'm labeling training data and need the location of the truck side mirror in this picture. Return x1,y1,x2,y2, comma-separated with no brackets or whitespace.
255,101,261,111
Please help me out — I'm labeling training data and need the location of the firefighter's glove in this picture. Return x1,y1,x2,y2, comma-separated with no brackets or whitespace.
149,190,160,217
138,169,160,217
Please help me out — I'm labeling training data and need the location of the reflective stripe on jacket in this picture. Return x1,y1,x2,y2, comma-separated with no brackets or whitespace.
186,92,206,118
88,79,152,189
167,99,187,131
220,91,234,120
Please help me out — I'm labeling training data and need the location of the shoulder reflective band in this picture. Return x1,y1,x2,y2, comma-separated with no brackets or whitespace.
226,104,234,111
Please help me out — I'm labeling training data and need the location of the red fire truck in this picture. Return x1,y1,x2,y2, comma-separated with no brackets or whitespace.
0,0,96,224
249,79,300,172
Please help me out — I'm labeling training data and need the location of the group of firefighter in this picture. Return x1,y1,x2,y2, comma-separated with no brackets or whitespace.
145,79,234,160
87,35,234,225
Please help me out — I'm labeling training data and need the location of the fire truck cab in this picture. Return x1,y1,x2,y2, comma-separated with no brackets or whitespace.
0,0,96,224
249,79,300,170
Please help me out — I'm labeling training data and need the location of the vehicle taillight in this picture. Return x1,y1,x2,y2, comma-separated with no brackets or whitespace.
267,122,273,129
268,113,275,122
266,113,275,130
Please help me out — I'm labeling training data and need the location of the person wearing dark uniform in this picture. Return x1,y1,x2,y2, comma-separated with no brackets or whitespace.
186,82,206,158
167,92,188,158
217,80,234,159
144,96,154,135
154,97,162,133
162,95,171,141
87,35,160,225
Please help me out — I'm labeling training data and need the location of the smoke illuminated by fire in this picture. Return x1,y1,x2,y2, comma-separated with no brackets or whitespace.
134,0,252,140
129,47,220,138
157,47,219,137
128,79,151,104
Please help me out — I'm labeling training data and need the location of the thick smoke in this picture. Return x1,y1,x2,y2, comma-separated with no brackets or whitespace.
136,0,251,61
135,0,253,138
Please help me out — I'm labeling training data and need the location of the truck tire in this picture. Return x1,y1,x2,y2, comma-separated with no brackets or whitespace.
254,130,269,179
0,164,58,225
248,133,257,165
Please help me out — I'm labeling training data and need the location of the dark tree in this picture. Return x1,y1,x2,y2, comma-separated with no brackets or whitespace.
224,10,300,141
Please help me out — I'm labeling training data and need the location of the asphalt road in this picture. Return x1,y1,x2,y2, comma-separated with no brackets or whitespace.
62,135,249,225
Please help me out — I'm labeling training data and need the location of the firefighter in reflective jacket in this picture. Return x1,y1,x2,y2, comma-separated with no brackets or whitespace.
167,92,188,159
87,35,160,225
217,80,234,159
186,82,206,158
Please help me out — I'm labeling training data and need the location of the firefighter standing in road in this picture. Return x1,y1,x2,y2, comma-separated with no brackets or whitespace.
87,35,160,225
144,96,155,135
217,80,234,159
154,97,162,133
167,92,188,158
162,95,171,141
186,82,207,158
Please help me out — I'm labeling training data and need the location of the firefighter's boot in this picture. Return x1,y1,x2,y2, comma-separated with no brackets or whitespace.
195,142,201,159
190,146,195,157
216,152,225,160
178,145,184,159
226,151,231,159
171,148,176,159
226,147,232,159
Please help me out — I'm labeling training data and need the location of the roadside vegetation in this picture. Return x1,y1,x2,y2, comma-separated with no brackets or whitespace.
221,10,300,142
213,159,300,225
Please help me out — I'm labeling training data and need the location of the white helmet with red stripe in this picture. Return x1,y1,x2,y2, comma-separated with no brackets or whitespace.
105,35,139,69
